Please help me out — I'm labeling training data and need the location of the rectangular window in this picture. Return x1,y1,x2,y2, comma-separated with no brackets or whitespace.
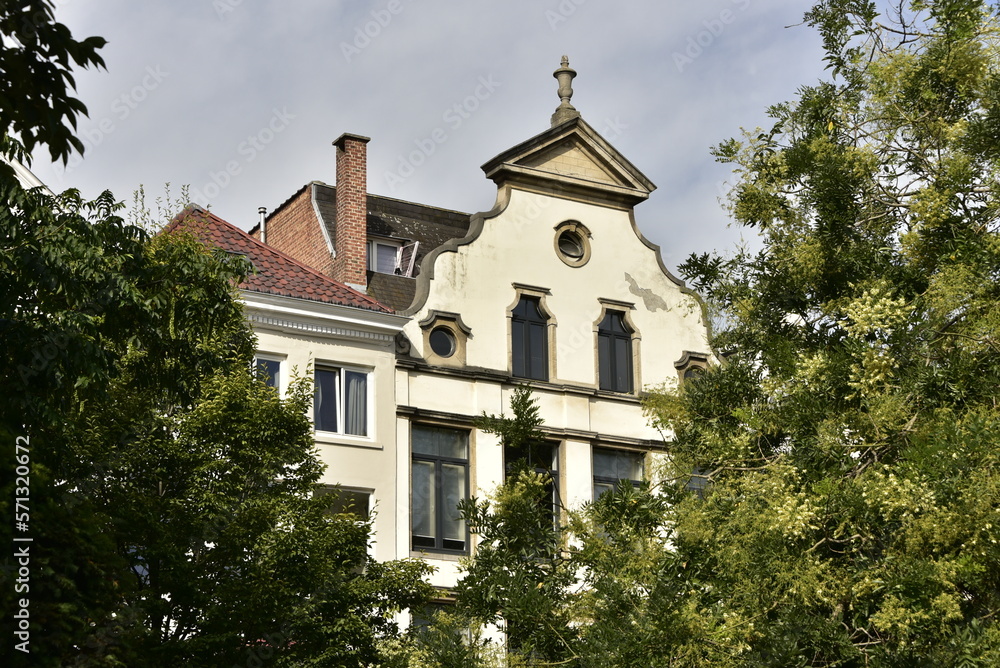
314,366,369,436
598,311,633,393
593,447,644,500
412,425,469,553
253,356,281,391
685,466,710,500
368,239,402,274
315,485,371,519
504,441,559,528
512,296,549,381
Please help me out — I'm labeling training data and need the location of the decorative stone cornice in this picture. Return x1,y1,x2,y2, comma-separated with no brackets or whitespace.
245,312,395,343
240,289,407,344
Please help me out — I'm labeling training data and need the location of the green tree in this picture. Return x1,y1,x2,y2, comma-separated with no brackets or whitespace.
1,188,433,665
456,385,577,662
411,387,679,667
0,0,106,164
645,0,1000,664
1,5,432,661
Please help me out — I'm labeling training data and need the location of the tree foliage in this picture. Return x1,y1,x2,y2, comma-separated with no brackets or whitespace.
0,0,106,164
648,0,1000,663
410,3,1000,665
0,5,432,661
0,180,433,665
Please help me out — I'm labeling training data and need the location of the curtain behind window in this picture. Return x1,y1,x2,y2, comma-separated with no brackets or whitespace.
345,370,367,436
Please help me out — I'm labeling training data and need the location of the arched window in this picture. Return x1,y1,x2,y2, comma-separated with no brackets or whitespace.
598,311,633,393
512,296,548,381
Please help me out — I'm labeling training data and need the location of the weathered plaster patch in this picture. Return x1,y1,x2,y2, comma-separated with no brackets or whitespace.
625,272,668,312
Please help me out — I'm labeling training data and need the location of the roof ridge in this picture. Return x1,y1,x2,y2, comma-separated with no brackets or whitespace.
310,182,471,218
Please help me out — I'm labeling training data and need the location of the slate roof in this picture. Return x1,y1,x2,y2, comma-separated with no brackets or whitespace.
164,205,392,313
251,183,472,311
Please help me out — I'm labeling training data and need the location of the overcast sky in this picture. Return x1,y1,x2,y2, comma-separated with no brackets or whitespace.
28,0,827,273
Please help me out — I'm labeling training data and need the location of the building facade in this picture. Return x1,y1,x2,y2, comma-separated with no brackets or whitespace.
254,59,713,590
167,207,408,564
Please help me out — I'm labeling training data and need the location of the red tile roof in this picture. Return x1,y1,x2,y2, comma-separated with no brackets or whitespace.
164,205,392,313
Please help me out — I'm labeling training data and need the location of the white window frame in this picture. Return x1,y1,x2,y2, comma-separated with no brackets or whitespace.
367,238,403,274
253,353,285,395
313,364,373,439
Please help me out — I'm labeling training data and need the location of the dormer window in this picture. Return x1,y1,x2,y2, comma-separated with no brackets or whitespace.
368,239,401,274
419,311,472,367
368,238,419,276
674,351,710,382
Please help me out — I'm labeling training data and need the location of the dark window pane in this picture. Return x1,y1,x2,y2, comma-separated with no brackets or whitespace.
512,296,548,381
314,368,339,432
528,322,547,380
598,334,611,390
255,358,280,389
614,337,631,392
411,426,469,553
558,230,584,258
412,425,468,459
593,449,618,479
429,328,456,357
594,481,615,500
593,447,643,500
442,463,466,547
684,366,704,380
512,319,526,377
598,311,632,393
374,243,397,273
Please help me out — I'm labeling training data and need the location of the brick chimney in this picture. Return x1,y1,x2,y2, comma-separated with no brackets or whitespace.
332,133,370,290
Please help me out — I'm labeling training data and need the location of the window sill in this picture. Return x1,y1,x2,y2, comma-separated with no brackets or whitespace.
314,431,382,450
411,549,466,561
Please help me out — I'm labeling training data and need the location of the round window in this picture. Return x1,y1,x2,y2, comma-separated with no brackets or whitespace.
554,222,591,267
684,366,705,380
557,230,585,259
429,327,456,358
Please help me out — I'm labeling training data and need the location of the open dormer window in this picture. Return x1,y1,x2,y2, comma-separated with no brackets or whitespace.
368,238,419,276
368,239,401,274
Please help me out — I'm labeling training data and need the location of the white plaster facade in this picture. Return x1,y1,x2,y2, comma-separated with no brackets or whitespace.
247,62,713,597
243,289,408,564
393,116,712,587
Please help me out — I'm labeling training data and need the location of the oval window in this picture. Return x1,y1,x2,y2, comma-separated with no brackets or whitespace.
429,327,456,358
558,230,585,259
554,223,591,267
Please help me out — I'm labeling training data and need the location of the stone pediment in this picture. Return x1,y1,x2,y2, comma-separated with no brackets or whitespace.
481,117,655,207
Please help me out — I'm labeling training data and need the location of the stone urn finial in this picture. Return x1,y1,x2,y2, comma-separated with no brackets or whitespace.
551,55,581,127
